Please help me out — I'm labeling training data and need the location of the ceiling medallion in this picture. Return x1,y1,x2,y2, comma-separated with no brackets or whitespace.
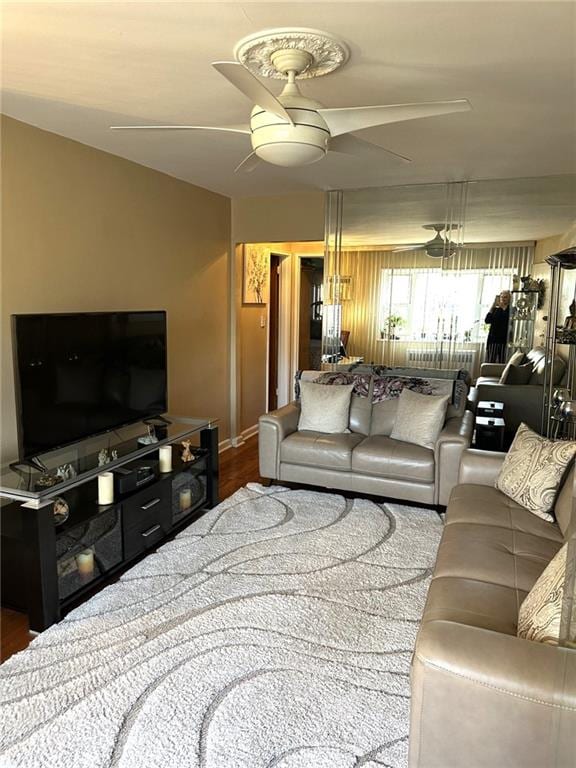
234,27,350,80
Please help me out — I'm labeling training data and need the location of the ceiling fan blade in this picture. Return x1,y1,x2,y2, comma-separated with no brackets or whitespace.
393,244,427,252
329,134,412,163
110,124,251,134
234,152,261,174
212,61,294,125
318,99,471,137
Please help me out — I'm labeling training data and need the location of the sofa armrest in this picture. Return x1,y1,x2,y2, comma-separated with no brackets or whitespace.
474,382,544,431
434,411,474,506
458,448,505,486
479,362,506,378
410,620,576,768
258,402,300,479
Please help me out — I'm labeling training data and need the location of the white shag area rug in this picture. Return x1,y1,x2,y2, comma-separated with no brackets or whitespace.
0,484,443,768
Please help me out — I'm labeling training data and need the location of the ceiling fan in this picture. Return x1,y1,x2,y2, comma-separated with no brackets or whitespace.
393,224,460,258
110,28,472,173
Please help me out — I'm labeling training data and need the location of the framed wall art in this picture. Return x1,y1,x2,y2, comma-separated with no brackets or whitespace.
243,244,270,304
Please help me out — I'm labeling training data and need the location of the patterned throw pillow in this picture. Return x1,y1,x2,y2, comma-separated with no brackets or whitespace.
313,372,372,398
496,423,576,521
518,539,576,645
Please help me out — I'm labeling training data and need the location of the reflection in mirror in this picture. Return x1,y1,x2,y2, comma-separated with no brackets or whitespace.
322,175,576,379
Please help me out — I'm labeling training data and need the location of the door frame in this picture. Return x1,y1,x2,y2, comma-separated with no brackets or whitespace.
266,251,293,411
291,252,324,385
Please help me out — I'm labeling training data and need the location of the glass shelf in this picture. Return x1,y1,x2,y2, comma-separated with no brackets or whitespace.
0,415,216,504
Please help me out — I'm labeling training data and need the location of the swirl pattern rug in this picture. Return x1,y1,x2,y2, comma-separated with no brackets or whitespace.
0,484,443,768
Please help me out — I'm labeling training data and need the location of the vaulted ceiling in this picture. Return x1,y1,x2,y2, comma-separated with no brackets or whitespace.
2,1,575,198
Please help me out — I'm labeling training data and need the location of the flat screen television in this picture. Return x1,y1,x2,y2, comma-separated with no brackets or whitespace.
12,311,167,460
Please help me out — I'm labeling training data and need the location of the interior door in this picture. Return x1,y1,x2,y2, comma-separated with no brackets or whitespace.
268,254,280,411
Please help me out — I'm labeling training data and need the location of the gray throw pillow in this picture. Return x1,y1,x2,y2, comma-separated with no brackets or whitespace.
496,423,576,521
298,381,354,433
390,388,449,449
499,362,533,385
508,351,526,367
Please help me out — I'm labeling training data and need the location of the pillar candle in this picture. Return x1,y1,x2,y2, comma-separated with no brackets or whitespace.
180,488,192,511
159,445,172,473
77,549,94,579
98,472,114,505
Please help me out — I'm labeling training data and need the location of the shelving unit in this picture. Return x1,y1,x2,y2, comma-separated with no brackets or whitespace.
542,247,576,438
507,290,539,359
0,417,218,631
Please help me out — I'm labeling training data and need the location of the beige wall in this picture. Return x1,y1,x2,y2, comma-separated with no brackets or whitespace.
231,193,324,244
1,116,231,462
230,194,325,436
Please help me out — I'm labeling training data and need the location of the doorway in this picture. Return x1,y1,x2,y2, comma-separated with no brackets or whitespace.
298,257,324,370
267,254,281,411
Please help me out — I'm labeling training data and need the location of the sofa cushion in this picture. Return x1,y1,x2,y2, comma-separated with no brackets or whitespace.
351,435,435,482
447,484,564,543
433,521,562,592
422,576,526,636
370,399,399,436
390,389,449,449
281,431,365,471
496,423,576,522
298,381,354,433
529,354,565,386
499,362,533,385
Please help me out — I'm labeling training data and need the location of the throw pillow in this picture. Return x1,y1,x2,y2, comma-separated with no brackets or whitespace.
298,381,354,433
518,539,576,645
496,423,576,521
508,350,526,367
499,362,533,385
390,388,450,449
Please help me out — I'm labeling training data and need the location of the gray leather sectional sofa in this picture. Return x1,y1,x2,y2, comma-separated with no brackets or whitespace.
259,370,474,506
410,449,575,768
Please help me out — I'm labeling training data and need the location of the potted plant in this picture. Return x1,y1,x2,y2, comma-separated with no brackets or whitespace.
383,314,405,340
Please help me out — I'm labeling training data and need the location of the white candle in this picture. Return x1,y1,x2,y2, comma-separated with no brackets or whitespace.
98,472,114,505
159,445,172,473
180,488,192,511
77,549,94,579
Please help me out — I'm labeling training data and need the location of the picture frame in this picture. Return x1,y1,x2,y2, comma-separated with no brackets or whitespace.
243,244,270,304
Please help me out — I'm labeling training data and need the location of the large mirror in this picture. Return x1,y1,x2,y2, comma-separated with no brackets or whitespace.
322,174,576,379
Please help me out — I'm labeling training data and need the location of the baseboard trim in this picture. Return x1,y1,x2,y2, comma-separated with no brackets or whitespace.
242,424,259,441
228,424,259,450
218,438,233,453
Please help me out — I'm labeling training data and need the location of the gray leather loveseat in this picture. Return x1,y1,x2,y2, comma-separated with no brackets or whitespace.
259,370,474,506
410,448,575,768
469,347,566,433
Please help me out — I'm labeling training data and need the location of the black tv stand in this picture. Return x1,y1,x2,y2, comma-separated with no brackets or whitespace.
1,418,219,632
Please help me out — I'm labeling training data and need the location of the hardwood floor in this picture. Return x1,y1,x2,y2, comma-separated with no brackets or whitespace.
0,435,263,663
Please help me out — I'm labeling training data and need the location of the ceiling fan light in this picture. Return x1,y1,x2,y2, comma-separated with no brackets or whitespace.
426,241,456,258
255,143,326,167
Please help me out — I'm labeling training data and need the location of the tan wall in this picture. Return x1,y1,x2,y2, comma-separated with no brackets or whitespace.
231,193,324,244
1,116,231,462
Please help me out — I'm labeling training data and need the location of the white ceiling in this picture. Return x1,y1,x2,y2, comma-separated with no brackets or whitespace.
341,175,576,245
2,1,575,199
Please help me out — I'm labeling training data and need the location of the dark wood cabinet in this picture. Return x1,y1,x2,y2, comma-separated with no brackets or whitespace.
1,425,219,631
